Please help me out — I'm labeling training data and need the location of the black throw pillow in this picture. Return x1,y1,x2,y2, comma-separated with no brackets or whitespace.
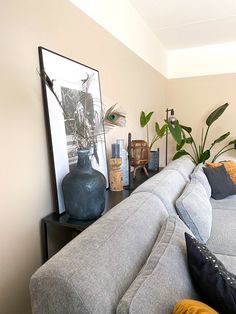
185,232,236,314
203,164,236,199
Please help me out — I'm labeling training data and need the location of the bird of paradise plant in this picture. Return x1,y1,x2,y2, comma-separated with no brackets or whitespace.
167,103,236,164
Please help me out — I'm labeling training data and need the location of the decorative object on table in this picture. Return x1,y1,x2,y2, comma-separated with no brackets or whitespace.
38,47,125,216
62,149,106,220
203,165,236,200
126,132,133,189
165,108,176,165
206,160,236,183
116,139,129,186
167,103,236,165
109,158,123,191
130,140,150,178
140,111,168,169
103,104,126,129
148,147,160,171
185,232,236,313
111,143,120,158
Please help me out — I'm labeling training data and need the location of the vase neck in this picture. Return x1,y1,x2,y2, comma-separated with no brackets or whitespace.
77,150,92,170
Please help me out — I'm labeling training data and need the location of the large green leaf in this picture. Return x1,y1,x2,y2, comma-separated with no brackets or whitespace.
176,139,185,151
155,122,168,137
180,124,192,133
173,150,190,160
198,150,210,163
146,112,154,124
160,124,168,137
140,111,154,127
211,132,230,146
140,111,146,127
206,103,229,126
168,120,182,145
185,137,193,144
229,139,236,145
155,121,160,134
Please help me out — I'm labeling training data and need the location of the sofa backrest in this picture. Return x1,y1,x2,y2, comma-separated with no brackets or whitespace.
30,192,169,314
133,157,195,215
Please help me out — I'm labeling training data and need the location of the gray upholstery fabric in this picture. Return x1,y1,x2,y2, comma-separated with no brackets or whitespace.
30,192,168,314
133,169,186,215
116,216,198,314
165,156,195,182
176,177,212,243
191,164,211,198
206,208,236,256
210,194,236,210
215,254,236,274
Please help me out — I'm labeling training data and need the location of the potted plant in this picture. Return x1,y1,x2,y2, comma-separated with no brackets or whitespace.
140,111,168,170
167,103,236,164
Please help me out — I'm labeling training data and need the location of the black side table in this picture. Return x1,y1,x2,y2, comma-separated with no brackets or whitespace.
42,169,161,262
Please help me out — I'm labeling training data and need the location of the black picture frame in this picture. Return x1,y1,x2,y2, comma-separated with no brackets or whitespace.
38,47,109,214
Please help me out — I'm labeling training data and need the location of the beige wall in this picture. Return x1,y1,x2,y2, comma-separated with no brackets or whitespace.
0,1,166,313
167,73,236,162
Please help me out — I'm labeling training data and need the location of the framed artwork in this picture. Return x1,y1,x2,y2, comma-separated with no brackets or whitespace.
38,47,109,214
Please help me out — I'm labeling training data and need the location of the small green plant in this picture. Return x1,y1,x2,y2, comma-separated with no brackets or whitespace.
140,111,168,150
167,103,236,164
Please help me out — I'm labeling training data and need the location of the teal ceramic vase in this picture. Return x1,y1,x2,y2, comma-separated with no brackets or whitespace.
62,149,106,220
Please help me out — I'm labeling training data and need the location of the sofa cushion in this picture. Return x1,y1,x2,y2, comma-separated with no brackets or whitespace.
203,165,236,200
30,192,169,314
165,156,195,182
210,194,236,210
176,178,212,243
206,208,236,256
191,164,211,198
207,160,236,184
215,254,236,275
185,233,236,314
116,216,198,314
133,169,186,215
173,299,218,314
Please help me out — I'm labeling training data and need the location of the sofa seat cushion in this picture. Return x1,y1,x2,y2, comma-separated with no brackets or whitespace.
116,216,198,314
133,169,186,215
191,164,211,198
165,156,195,182
206,209,236,256
210,194,236,210
215,254,236,275
30,192,169,314
176,178,212,243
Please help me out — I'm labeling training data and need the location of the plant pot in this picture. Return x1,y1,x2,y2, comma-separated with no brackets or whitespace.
62,149,106,220
148,149,159,171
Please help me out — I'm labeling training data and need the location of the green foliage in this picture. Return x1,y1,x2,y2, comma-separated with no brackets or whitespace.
168,103,236,164
140,111,167,150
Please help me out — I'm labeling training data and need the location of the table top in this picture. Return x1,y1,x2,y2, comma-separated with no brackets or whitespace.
42,169,162,231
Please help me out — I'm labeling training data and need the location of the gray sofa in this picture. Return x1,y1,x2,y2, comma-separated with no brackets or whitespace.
30,156,236,313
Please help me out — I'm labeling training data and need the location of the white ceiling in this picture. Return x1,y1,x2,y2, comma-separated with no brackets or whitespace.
129,0,236,50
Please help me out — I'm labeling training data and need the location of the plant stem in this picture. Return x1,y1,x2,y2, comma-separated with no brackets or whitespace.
202,125,210,152
212,147,234,162
146,125,149,145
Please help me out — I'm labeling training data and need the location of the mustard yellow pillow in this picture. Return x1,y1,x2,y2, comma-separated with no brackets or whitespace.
207,161,236,184
173,299,219,314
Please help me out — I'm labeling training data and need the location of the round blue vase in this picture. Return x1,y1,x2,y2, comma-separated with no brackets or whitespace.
62,149,106,220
